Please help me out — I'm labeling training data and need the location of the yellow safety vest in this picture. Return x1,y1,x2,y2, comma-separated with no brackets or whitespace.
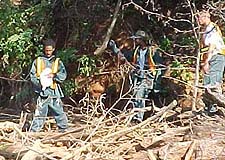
200,22,225,60
36,57,60,89
132,46,156,74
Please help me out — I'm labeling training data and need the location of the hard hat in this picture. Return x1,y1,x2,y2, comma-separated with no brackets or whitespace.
134,30,150,40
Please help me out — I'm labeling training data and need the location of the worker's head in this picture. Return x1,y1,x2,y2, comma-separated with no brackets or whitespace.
134,30,152,46
43,39,56,57
197,10,211,26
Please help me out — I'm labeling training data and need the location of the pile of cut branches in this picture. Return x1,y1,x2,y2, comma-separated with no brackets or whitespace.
1,99,225,160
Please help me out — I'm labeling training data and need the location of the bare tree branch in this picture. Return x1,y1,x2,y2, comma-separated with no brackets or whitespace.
94,0,122,55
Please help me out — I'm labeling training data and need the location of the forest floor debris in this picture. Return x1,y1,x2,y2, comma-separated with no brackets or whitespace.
1,100,225,160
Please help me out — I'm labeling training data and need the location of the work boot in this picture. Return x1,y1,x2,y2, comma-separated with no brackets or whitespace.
132,117,142,124
208,104,218,113
205,88,225,107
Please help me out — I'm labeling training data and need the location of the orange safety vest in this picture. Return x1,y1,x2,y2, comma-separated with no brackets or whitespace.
132,46,156,74
36,57,60,89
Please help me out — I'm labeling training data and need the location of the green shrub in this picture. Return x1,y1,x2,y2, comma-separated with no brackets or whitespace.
77,55,97,77
0,0,50,77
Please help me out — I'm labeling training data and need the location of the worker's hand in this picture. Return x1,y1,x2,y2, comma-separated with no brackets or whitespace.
108,39,120,54
118,52,125,60
108,39,116,47
47,73,55,79
202,62,209,74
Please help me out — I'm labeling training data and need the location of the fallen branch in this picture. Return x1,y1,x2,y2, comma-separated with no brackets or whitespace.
147,149,157,160
184,140,197,160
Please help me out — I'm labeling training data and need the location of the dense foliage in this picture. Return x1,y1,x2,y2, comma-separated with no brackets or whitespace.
0,0,51,77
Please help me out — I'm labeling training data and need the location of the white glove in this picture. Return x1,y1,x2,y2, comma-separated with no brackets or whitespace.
40,68,53,90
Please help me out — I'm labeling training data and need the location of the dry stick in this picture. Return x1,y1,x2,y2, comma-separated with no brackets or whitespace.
124,1,193,33
94,0,122,55
62,100,178,160
13,125,33,143
0,136,13,143
0,76,29,82
41,126,86,143
148,126,190,149
187,0,200,111
184,140,197,160
21,140,57,160
147,149,157,160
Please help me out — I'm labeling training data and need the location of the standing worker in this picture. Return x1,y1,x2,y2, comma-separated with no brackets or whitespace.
198,10,225,113
30,39,68,132
109,30,164,123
